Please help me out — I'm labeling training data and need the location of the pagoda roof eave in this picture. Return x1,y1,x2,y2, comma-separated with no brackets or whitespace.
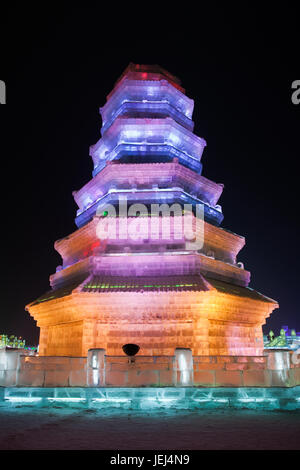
206,276,279,306
27,273,277,307
73,160,224,211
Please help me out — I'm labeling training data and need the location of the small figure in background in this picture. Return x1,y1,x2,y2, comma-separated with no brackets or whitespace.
267,328,287,348
268,330,274,342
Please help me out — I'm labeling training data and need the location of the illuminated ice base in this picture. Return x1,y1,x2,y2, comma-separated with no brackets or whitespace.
1,387,300,411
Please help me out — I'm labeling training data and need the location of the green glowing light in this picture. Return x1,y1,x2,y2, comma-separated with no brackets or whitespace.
38,295,55,303
84,282,198,290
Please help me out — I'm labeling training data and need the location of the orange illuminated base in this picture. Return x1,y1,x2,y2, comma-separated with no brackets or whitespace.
26,274,277,357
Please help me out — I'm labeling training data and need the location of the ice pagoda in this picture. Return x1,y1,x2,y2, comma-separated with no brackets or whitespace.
26,64,278,357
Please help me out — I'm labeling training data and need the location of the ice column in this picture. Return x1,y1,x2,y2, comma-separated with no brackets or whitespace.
87,348,106,386
175,348,193,386
266,350,291,386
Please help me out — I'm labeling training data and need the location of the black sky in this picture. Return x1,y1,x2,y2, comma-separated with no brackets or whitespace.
0,5,299,345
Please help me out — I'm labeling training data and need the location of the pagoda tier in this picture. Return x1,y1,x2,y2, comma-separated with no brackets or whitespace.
108,64,186,96
28,273,276,357
73,161,223,213
49,251,251,291
100,70,194,134
51,214,248,286
90,117,206,176
73,161,223,228
26,64,278,357
74,187,223,228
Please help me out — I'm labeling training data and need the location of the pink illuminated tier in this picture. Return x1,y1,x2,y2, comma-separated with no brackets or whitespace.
26,64,278,357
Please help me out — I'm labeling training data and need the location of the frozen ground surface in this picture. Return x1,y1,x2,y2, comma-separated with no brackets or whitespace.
0,403,300,450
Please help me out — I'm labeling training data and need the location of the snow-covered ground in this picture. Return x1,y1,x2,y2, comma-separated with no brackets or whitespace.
0,403,300,450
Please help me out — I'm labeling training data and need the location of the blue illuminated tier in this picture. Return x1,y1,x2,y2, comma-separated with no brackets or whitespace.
90,117,206,176
75,187,224,228
100,70,194,134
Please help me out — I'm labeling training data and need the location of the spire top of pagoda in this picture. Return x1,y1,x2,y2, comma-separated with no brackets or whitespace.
107,63,185,100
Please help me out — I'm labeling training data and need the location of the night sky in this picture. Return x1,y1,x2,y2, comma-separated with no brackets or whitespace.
0,6,299,346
